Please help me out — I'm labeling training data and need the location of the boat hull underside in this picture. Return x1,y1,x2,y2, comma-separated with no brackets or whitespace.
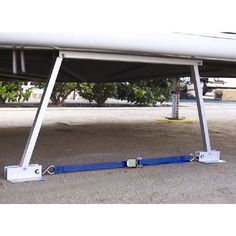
1,49,236,82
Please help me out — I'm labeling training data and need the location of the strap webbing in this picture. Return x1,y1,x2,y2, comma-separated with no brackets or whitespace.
138,155,191,166
52,155,191,175
54,161,127,174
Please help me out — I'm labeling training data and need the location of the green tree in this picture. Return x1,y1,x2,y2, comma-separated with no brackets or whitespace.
78,82,117,107
116,79,171,106
34,82,78,106
0,81,32,105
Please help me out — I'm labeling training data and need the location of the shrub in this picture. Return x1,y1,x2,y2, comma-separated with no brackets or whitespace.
116,79,171,106
0,81,32,105
78,82,117,107
34,82,78,106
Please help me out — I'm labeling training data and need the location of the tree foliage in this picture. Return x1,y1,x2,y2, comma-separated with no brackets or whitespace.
34,82,77,106
116,79,171,106
0,81,32,105
1,79,171,107
78,82,117,107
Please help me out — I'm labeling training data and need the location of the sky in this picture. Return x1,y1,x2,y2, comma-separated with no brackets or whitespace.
0,0,236,32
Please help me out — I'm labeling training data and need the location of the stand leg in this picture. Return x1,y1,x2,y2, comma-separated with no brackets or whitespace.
191,65,224,163
4,57,63,182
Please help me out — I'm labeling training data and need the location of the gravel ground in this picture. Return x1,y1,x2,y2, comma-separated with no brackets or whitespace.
0,101,235,203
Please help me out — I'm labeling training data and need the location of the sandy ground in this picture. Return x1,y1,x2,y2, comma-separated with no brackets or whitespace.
0,101,235,203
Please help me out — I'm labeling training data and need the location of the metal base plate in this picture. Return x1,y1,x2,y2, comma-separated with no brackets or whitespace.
4,164,42,183
165,116,186,120
196,151,225,164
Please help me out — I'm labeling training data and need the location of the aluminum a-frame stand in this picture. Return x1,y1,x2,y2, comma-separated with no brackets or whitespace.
4,52,223,183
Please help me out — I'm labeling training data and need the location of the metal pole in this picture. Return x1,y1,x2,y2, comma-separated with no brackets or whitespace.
167,78,184,120
20,57,63,167
171,78,178,119
12,49,17,74
191,65,211,152
171,93,178,119
20,49,26,73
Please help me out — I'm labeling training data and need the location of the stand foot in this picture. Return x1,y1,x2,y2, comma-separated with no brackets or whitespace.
165,116,185,120
195,151,225,164
4,164,42,183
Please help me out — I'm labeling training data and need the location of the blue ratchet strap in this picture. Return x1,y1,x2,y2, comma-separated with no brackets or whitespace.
138,155,191,167
54,161,127,174
51,155,192,175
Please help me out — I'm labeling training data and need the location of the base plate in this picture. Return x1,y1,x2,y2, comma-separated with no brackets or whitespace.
165,116,186,120
196,151,225,164
4,164,42,183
